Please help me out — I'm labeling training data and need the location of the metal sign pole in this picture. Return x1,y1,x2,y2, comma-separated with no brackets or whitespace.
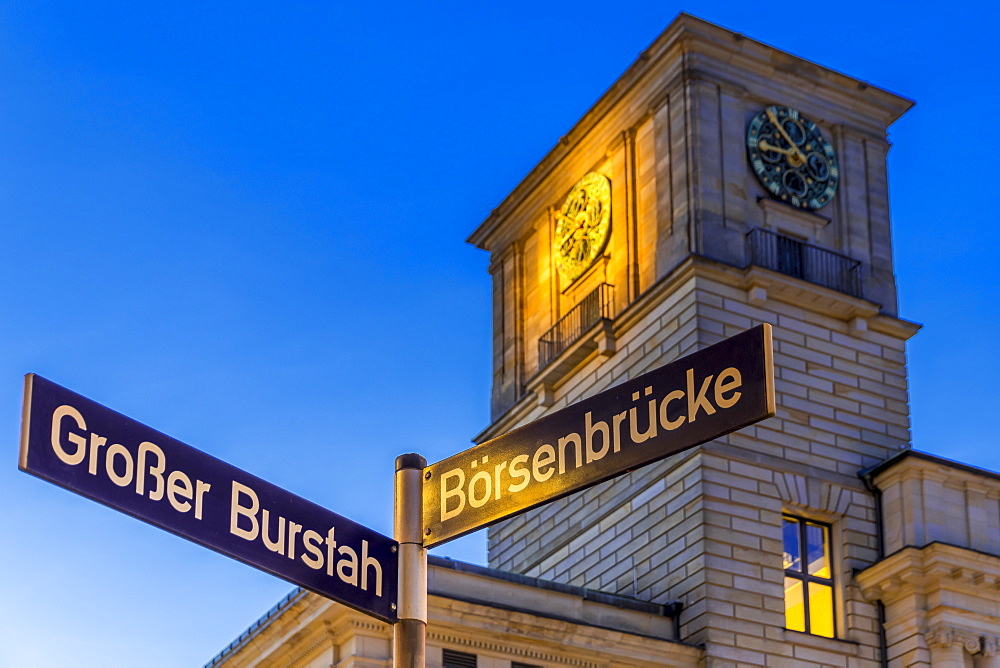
394,453,427,668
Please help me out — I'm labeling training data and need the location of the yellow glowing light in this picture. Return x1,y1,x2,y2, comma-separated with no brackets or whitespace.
553,172,611,283
808,583,835,638
784,577,805,632
783,516,835,637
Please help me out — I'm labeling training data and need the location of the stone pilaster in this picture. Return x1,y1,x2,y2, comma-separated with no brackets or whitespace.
927,625,981,666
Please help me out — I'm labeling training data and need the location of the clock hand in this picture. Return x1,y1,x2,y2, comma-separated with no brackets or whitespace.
559,225,588,251
765,107,807,167
554,211,589,249
758,139,801,157
558,229,579,250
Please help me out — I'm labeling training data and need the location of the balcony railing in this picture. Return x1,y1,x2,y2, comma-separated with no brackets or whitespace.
538,283,614,369
746,228,862,298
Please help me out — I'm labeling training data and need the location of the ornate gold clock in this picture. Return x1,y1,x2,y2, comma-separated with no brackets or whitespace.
747,105,839,210
553,172,611,283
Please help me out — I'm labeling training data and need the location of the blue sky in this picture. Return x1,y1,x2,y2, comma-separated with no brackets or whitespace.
1,2,997,666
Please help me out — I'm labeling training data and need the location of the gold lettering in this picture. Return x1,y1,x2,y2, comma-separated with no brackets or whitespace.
715,367,742,408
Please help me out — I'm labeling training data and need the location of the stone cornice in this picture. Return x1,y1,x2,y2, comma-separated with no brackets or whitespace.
428,627,601,667
326,616,392,643
863,449,1000,491
210,563,702,667
473,253,919,443
856,542,1000,604
284,628,335,668
467,13,913,253
429,596,701,667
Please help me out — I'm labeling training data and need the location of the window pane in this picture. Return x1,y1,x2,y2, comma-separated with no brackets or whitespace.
807,582,835,638
783,517,801,572
784,576,805,632
806,522,830,578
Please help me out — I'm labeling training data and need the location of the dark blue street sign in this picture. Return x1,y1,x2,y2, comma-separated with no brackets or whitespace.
423,324,776,547
19,375,398,623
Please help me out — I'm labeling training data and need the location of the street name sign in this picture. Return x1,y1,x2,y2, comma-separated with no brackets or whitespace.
19,374,398,623
423,324,775,547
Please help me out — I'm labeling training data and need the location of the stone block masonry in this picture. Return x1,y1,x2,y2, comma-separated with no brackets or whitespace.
489,259,916,666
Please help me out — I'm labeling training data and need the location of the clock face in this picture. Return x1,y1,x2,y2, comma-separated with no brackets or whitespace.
553,172,612,283
747,106,839,210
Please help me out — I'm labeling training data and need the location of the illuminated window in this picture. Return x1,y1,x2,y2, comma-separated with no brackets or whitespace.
783,515,835,638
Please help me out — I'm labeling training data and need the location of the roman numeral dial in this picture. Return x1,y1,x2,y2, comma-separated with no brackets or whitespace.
747,105,839,210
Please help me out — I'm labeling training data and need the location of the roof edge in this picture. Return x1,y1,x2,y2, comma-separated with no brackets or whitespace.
466,13,914,251
860,448,1000,484
428,554,669,615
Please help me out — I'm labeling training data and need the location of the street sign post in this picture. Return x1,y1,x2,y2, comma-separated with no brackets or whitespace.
394,454,427,668
19,374,399,623
422,324,775,548
18,323,776,664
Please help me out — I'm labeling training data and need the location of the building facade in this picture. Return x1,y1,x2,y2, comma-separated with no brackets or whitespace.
209,14,1000,668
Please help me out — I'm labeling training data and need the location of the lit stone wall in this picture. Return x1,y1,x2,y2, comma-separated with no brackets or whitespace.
486,261,916,665
473,16,911,424
857,453,1000,668
876,453,1000,556
211,562,701,667
467,14,917,666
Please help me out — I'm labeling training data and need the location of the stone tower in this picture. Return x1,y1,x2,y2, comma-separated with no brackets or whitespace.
467,14,918,666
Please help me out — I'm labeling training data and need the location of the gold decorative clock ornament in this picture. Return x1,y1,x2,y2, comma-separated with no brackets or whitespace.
553,172,612,283
746,105,839,210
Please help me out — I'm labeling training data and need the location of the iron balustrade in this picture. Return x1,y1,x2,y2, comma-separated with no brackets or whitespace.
538,283,615,369
746,228,862,298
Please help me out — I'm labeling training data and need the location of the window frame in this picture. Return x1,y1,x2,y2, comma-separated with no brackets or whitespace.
782,514,836,638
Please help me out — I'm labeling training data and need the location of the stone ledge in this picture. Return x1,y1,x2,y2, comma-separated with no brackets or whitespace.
527,320,616,409
473,253,920,444
856,542,1000,603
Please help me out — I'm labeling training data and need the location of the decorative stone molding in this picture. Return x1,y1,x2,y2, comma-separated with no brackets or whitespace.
285,632,334,668
859,574,904,602
756,197,831,240
925,625,950,648
926,625,981,654
327,617,390,644
856,534,1000,662
774,472,856,517
427,630,599,667
526,318,616,409
958,630,982,654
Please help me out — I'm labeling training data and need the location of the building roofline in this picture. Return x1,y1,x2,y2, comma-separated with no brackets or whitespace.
428,554,673,616
860,448,1000,484
204,587,308,667
466,12,914,251
207,555,679,666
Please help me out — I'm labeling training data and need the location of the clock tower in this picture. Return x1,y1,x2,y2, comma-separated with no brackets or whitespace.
467,14,916,666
